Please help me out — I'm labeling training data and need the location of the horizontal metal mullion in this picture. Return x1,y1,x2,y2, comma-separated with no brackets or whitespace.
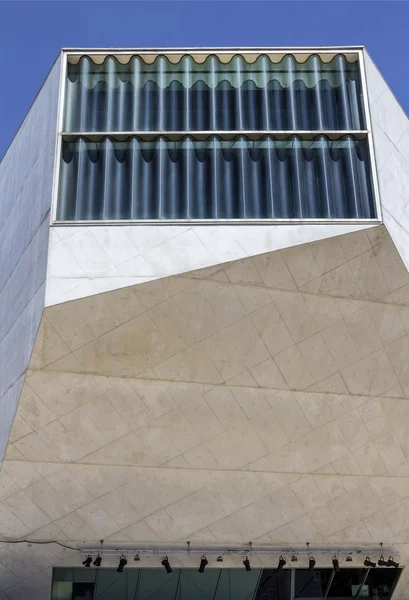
60,130,369,141
64,46,364,53
52,218,381,227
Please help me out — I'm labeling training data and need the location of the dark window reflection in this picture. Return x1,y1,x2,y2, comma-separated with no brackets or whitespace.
295,569,332,599
215,568,261,600
137,568,180,600
176,569,220,600
327,568,367,599
72,582,95,600
364,569,402,599
254,569,291,600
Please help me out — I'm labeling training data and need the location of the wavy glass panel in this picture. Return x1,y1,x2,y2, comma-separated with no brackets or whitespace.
57,135,375,221
64,54,364,132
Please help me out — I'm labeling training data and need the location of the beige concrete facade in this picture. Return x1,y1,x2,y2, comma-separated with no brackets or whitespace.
1,225,409,598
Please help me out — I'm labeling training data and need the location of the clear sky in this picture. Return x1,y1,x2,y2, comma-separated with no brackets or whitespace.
1,0,408,159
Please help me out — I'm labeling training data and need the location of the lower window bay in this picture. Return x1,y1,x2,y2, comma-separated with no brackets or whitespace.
52,566,401,600
57,135,375,221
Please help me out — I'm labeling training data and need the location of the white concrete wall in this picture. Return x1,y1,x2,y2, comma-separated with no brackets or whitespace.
46,223,377,305
0,56,61,465
364,50,409,271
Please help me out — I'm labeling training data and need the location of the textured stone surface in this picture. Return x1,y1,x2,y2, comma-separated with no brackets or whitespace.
2,226,409,598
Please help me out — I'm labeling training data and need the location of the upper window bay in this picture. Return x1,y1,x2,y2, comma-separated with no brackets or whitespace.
64,53,365,133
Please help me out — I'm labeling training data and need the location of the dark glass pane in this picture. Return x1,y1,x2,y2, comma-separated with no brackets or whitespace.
363,568,402,599
64,54,365,132
57,135,375,221
214,568,261,600
175,568,220,600
295,569,332,599
254,569,291,600
327,568,367,599
138,568,180,600
53,568,96,583
94,569,138,600
73,582,95,600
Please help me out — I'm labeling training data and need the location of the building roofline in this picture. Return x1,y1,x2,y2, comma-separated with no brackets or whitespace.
61,45,365,53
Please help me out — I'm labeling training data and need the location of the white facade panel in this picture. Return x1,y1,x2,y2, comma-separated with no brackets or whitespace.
364,50,409,272
0,57,61,464
46,223,377,305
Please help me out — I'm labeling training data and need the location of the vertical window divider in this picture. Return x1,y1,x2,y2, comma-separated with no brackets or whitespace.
323,569,336,600
355,568,370,600
359,49,382,221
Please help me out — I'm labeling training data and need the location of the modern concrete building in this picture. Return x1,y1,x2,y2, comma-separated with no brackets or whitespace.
1,46,409,599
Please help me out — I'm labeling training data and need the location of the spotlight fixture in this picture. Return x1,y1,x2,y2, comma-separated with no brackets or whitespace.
93,555,102,567
378,555,388,567
309,558,316,572
134,554,140,562
364,557,376,568
291,554,298,562
217,556,223,563
82,556,92,568
198,555,208,573
161,556,173,574
386,557,399,568
243,557,251,572
117,556,127,573
332,557,340,572
277,556,286,572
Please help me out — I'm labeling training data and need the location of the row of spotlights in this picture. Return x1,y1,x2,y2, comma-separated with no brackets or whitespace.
370,556,399,569
82,554,126,572
82,553,399,572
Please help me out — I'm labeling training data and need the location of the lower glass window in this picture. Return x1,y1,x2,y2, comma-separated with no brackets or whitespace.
57,135,375,221
51,567,402,600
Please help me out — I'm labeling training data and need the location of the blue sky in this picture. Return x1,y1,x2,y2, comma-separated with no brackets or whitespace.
1,0,409,158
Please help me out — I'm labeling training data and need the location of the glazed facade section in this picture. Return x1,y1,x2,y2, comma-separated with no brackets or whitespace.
64,54,365,132
52,566,402,600
58,136,374,220
56,51,376,222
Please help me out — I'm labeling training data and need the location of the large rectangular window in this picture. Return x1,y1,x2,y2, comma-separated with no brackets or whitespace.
56,50,377,223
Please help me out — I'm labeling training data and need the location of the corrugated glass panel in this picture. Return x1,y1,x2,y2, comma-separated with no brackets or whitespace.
64,54,364,132
57,135,375,221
